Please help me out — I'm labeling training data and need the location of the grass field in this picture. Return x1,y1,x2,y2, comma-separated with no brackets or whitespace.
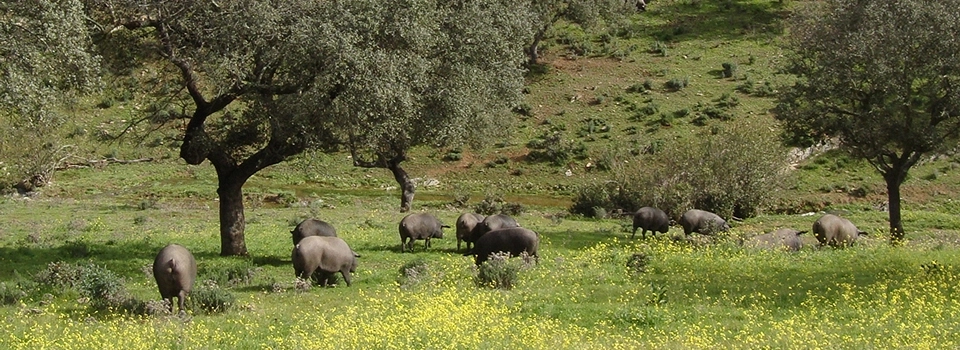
4,0,960,348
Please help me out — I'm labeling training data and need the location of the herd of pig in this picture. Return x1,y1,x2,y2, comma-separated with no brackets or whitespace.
151,208,864,314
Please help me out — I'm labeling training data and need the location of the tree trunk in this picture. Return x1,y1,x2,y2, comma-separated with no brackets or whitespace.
388,160,415,213
217,176,249,256
527,26,548,65
884,172,905,244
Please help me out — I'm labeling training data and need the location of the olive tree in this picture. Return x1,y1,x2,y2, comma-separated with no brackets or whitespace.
776,0,960,242
332,0,532,212
0,0,99,191
90,0,534,255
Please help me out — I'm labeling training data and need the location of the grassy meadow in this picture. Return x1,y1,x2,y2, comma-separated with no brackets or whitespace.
4,0,960,348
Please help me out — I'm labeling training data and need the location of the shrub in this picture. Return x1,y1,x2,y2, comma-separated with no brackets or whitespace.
398,259,430,289
200,261,259,287
34,261,145,313
649,41,667,56
451,189,471,208
526,131,587,166
188,281,235,314
664,77,689,91
513,103,533,117
721,62,737,78
570,120,788,219
569,182,616,218
0,282,28,305
626,83,647,93
626,252,650,275
501,202,526,216
76,264,128,310
474,194,505,215
443,149,463,162
475,252,533,289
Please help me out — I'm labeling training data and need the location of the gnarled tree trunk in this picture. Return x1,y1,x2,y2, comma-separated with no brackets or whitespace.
387,158,415,213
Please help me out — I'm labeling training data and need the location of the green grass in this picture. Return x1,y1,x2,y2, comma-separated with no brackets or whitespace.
3,166,960,348
5,0,960,348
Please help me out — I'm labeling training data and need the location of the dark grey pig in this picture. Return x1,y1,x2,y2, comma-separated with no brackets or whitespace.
632,207,670,239
153,244,197,314
746,228,807,251
470,214,520,243
680,209,731,235
812,214,866,247
465,227,540,266
399,213,449,253
292,236,359,287
456,213,485,251
291,218,337,245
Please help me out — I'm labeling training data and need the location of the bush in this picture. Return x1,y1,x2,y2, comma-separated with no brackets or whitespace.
626,252,650,275
664,77,689,91
398,259,430,289
442,149,463,162
0,282,28,305
35,261,145,313
188,281,235,314
200,261,259,287
526,131,587,166
475,252,533,289
569,182,614,217
570,120,788,219
721,62,737,78
474,194,505,215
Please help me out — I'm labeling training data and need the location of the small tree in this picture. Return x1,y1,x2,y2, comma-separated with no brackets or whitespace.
776,0,960,243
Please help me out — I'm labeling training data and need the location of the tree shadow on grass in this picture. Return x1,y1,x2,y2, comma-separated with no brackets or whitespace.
0,239,163,279
641,0,790,43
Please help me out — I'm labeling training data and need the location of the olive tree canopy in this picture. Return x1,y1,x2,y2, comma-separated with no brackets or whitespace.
90,0,534,255
526,0,646,64
776,0,960,242
331,0,533,212
0,0,100,190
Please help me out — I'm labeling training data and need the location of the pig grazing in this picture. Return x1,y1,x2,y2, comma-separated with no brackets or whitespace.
812,214,866,247
291,218,337,245
680,209,731,235
456,213,485,251
153,244,197,314
470,214,520,243
746,228,807,251
632,207,670,239
292,236,359,287
399,213,449,253
466,227,540,266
